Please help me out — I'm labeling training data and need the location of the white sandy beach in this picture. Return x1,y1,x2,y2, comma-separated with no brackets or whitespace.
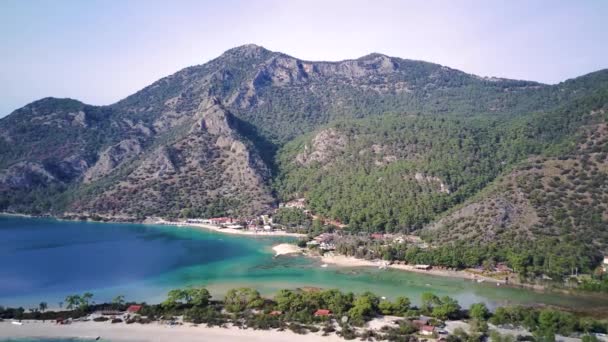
272,243,303,256
0,320,343,342
158,220,306,238
320,253,508,284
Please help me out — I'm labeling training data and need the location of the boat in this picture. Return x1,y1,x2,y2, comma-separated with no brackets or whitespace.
321,264,328,268
11,321,23,325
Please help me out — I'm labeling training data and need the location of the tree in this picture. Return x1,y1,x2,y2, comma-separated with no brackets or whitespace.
64,295,81,310
163,288,197,308
80,292,94,309
469,303,489,321
224,288,264,313
187,287,211,307
421,292,440,313
431,296,461,320
319,289,353,316
537,309,576,336
38,302,48,313
378,300,395,315
393,296,411,316
112,295,125,309
348,292,379,325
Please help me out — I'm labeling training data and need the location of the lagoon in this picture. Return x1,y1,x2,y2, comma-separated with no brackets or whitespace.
1,216,606,311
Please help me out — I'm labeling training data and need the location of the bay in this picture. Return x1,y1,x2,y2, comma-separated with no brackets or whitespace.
0,216,606,311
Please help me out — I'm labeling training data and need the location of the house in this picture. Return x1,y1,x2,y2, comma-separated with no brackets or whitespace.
415,264,432,270
127,305,142,313
314,309,332,317
420,325,435,336
269,310,282,316
603,256,608,272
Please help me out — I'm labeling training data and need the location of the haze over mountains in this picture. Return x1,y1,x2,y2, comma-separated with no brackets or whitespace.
1,44,607,275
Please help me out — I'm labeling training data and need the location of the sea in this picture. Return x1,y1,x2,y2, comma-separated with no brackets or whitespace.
1,215,606,311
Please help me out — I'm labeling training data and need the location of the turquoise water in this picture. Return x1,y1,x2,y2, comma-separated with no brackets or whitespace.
1,216,607,311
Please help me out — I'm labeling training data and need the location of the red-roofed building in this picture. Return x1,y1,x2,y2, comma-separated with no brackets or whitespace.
314,309,332,317
127,305,142,313
269,310,282,316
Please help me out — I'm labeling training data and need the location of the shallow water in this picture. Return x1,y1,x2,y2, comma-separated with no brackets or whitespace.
1,216,606,311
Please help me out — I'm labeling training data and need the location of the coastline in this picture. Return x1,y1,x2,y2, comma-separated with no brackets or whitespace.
317,252,549,291
0,320,342,342
165,221,306,238
0,212,307,238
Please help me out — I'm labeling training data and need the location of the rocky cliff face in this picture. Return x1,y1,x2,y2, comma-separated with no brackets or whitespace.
69,97,274,220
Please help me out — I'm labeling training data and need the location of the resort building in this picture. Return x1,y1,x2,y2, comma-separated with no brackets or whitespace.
603,256,608,272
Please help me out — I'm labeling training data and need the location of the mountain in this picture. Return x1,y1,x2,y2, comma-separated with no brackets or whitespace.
1,44,607,276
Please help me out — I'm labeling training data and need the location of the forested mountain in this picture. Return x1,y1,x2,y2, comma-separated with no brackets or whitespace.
1,44,607,274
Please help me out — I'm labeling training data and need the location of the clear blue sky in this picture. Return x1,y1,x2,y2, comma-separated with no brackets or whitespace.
1,0,606,116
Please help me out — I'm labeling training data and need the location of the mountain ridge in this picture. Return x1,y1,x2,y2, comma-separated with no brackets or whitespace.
1,45,608,278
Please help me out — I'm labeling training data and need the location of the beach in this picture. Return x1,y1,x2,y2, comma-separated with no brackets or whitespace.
157,220,306,238
319,253,509,284
0,320,343,342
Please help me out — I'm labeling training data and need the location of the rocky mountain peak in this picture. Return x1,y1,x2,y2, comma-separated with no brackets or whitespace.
221,44,272,60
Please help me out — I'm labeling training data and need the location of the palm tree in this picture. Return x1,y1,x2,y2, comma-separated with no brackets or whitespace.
39,302,48,312
65,295,81,310
112,295,125,309
80,292,94,309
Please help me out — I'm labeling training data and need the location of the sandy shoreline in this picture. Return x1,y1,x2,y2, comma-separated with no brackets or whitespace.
319,253,510,284
272,243,303,256
0,320,342,342
156,220,306,238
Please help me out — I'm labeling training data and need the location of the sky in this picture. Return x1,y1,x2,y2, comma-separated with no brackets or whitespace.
1,0,607,117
